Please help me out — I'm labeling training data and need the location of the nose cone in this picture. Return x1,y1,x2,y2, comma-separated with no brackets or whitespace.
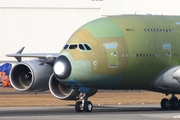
53,55,71,79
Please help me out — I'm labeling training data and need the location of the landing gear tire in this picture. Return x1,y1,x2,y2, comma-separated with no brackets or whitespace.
178,99,180,109
169,97,179,110
161,98,169,110
161,95,180,110
75,92,93,112
75,101,83,112
75,101,93,112
84,101,93,112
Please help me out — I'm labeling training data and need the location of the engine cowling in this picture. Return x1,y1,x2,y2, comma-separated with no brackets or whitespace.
153,66,180,94
49,73,98,100
10,59,53,92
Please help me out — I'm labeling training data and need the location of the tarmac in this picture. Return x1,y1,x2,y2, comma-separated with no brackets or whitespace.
0,104,180,120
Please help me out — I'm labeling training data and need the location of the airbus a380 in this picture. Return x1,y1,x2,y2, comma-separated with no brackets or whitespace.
6,15,180,112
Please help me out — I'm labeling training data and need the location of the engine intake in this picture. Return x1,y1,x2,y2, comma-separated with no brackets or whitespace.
49,73,98,100
10,60,53,92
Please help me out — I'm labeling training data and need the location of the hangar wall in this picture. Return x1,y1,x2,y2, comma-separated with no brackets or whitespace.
102,0,180,15
1,0,180,61
0,0,103,61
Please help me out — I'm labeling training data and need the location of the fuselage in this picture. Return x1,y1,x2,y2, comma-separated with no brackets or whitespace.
53,15,180,92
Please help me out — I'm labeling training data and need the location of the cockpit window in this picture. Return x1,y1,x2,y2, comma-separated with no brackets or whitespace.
64,44,69,49
63,43,92,51
79,44,85,50
69,44,78,49
84,44,92,50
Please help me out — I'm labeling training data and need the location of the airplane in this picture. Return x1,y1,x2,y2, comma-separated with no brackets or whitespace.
6,15,180,112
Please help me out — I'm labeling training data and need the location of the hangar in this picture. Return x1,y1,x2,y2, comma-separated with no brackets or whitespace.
1,0,180,61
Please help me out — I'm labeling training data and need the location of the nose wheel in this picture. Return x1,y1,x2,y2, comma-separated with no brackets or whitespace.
75,93,93,112
75,101,84,112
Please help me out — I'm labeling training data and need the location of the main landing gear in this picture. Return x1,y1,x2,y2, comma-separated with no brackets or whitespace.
161,94,180,110
75,93,93,112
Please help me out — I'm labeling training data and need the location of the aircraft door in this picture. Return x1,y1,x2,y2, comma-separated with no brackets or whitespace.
104,44,118,67
163,44,171,64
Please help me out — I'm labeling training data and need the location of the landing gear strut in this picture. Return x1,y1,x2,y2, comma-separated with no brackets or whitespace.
75,93,93,112
161,94,179,110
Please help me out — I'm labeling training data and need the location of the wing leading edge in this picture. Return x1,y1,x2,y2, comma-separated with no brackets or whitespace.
6,47,59,62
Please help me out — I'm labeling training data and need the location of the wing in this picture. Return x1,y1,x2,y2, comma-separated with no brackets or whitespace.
6,47,59,62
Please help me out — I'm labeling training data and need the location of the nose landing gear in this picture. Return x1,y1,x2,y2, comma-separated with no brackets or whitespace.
75,93,93,112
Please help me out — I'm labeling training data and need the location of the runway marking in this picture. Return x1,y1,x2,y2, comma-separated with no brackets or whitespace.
172,115,180,119
142,113,180,119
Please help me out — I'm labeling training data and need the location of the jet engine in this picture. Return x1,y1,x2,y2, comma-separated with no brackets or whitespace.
153,66,180,94
10,59,53,92
49,73,98,100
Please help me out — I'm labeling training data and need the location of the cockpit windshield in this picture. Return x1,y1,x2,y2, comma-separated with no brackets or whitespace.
64,44,69,49
84,44,92,50
63,43,92,51
79,44,85,50
69,44,78,49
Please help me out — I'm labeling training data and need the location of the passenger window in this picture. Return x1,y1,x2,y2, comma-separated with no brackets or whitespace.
64,44,69,49
79,44,85,50
136,54,139,57
69,44,77,49
140,54,142,57
84,44,92,50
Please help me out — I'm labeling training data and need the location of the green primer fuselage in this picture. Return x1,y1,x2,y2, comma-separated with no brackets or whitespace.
61,15,180,91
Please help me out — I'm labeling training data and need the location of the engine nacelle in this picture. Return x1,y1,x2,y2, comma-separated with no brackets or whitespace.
153,66,180,94
10,59,53,92
49,73,98,100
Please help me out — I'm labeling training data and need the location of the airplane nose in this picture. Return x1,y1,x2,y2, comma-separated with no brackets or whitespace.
53,55,72,80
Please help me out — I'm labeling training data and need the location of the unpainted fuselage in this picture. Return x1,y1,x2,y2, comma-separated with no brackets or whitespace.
57,15,180,94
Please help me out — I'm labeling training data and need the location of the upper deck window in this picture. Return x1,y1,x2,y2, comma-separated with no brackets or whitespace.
144,28,175,33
